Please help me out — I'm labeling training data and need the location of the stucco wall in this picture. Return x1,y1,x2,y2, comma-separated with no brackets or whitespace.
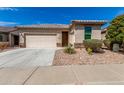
74,26,84,43
91,26,101,39
69,33,75,45
19,32,24,44
69,26,75,45
73,25,102,44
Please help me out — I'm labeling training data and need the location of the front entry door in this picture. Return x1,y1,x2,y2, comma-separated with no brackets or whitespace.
14,35,19,46
62,32,68,47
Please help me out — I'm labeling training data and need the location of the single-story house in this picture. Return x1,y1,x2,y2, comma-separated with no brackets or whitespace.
9,20,107,48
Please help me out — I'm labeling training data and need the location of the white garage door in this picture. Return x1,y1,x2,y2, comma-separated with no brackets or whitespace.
26,35,57,48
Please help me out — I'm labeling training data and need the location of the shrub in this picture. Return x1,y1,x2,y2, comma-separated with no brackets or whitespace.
87,48,93,55
106,14,124,45
83,39,103,52
0,42,9,51
64,44,76,54
103,39,111,49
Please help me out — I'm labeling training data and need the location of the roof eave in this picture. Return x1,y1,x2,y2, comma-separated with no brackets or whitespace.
16,26,69,30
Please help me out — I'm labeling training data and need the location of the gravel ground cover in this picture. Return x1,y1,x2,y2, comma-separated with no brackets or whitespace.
53,48,124,66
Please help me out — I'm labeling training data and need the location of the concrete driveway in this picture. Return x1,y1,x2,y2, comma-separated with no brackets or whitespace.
0,48,56,67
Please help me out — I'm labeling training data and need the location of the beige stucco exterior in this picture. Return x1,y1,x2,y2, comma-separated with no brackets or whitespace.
91,26,101,39
101,33,106,40
69,33,75,45
69,24,102,47
74,26,84,43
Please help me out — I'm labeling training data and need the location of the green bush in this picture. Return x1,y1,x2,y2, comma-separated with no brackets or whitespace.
103,39,111,49
64,44,76,54
83,39,103,52
87,48,93,55
106,14,124,45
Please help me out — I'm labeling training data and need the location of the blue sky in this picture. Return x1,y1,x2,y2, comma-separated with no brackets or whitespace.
0,7,124,27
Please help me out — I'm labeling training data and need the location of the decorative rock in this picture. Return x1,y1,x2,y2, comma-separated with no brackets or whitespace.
53,49,124,66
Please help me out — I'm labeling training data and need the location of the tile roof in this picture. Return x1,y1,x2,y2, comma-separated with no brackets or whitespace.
16,20,108,29
0,26,17,32
17,24,70,29
72,20,108,24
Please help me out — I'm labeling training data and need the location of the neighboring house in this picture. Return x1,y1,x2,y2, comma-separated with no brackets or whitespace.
0,27,17,42
9,20,107,48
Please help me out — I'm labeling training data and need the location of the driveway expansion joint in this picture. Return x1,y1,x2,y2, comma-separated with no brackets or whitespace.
70,66,81,84
22,67,39,85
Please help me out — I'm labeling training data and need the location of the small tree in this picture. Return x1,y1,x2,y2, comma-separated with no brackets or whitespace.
106,14,124,46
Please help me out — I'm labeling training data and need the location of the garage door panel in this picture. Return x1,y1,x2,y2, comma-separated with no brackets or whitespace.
26,35,57,48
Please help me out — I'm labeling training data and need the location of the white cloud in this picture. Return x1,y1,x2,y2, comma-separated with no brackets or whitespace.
0,21,18,26
0,8,18,11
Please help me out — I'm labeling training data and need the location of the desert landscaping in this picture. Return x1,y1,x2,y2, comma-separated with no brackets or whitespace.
53,48,124,66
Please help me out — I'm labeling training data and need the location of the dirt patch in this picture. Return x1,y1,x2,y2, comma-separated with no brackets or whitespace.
53,48,124,66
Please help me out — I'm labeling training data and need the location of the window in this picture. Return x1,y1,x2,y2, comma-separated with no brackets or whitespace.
0,34,3,41
84,27,92,39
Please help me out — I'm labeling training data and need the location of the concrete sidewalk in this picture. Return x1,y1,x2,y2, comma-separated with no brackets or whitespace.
1,64,124,84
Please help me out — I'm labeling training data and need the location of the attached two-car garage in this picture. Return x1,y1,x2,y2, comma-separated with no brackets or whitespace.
25,34,57,48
